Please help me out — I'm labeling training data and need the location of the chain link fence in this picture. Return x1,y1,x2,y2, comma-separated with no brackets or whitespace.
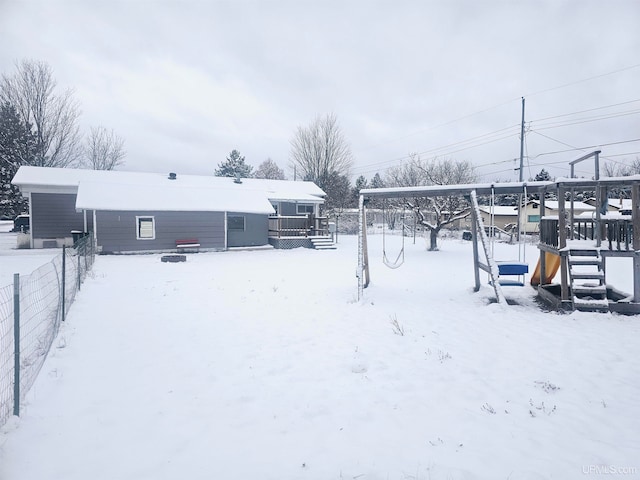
0,233,95,427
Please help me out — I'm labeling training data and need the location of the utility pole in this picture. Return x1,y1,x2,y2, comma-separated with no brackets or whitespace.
517,97,526,241
519,97,525,182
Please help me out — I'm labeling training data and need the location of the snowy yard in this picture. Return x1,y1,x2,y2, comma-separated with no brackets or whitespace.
1,234,639,480
0,223,59,287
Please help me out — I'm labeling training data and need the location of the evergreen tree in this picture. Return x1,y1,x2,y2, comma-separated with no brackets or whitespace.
370,172,385,189
215,150,253,178
534,168,552,182
352,175,368,205
0,102,36,217
321,171,353,211
368,172,385,208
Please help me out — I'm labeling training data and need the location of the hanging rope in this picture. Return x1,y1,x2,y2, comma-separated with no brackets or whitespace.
382,202,405,269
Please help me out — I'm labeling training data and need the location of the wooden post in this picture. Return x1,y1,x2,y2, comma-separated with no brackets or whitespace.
362,204,370,289
558,188,569,302
357,194,365,299
597,184,608,248
540,194,547,285
569,188,575,240
470,196,481,292
632,183,640,302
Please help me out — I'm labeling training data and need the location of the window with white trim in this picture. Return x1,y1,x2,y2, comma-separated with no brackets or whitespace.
228,215,245,231
296,204,314,215
136,216,155,239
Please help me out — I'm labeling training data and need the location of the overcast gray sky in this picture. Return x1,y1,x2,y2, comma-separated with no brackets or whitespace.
2,0,639,181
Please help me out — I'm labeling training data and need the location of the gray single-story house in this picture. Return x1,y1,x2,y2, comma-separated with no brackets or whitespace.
11,166,329,253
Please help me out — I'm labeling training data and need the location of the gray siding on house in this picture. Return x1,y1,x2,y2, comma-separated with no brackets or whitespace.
96,211,225,253
31,193,93,239
227,212,268,247
280,202,300,216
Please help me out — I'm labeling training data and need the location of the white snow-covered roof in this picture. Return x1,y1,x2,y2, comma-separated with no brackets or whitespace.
268,193,324,203
12,166,325,213
478,206,518,216
608,198,632,210
529,200,595,211
583,197,633,210
76,181,276,214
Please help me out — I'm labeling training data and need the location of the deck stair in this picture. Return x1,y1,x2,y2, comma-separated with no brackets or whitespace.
310,236,336,250
568,249,608,312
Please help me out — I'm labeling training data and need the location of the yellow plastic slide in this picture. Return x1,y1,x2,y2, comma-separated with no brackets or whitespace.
530,252,561,286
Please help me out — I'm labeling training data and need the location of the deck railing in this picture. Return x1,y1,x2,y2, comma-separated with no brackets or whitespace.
268,215,329,238
539,216,633,251
605,217,633,251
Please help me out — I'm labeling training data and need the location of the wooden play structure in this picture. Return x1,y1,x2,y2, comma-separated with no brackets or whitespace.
357,157,640,314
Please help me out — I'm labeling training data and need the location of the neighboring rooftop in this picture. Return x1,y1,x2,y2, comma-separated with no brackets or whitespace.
477,205,518,216
12,166,325,214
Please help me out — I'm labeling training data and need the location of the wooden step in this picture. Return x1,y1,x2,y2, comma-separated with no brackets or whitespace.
568,248,599,256
571,284,607,295
568,256,602,266
573,296,609,311
313,244,337,250
310,237,336,250
570,270,605,280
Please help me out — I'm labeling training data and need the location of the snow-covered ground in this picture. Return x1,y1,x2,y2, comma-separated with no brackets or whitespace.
1,234,639,480
0,222,59,287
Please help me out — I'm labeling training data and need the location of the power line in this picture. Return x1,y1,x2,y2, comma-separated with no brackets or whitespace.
528,134,640,157
522,63,640,98
355,64,640,156
352,64,640,178
531,98,640,123
351,124,521,175
532,109,640,131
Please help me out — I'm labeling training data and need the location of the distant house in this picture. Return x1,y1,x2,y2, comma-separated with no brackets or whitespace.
523,199,595,233
477,205,518,231
584,197,633,215
11,166,329,253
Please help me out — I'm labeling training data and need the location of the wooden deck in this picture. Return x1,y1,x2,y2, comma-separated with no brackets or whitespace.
268,215,330,238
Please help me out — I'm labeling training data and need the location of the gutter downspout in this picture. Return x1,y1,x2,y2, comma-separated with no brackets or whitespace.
93,210,98,252
28,192,33,249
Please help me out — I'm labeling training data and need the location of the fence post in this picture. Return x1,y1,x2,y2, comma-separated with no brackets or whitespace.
62,245,66,321
13,273,20,417
77,252,81,291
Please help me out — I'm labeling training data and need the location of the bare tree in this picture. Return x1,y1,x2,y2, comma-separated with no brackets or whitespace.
386,155,477,251
289,113,353,188
254,157,286,179
603,158,640,177
82,126,126,170
0,59,82,168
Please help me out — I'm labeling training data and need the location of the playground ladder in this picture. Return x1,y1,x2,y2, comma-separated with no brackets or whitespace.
568,248,609,312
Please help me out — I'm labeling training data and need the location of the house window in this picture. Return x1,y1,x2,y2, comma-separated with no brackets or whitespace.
297,204,314,215
136,216,155,239
532,203,539,209
228,215,245,231
528,215,540,223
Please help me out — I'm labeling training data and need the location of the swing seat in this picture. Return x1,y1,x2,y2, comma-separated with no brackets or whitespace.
494,262,528,287
497,262,529,276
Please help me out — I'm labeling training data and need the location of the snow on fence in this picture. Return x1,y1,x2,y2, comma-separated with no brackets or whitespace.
0,234,95,427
